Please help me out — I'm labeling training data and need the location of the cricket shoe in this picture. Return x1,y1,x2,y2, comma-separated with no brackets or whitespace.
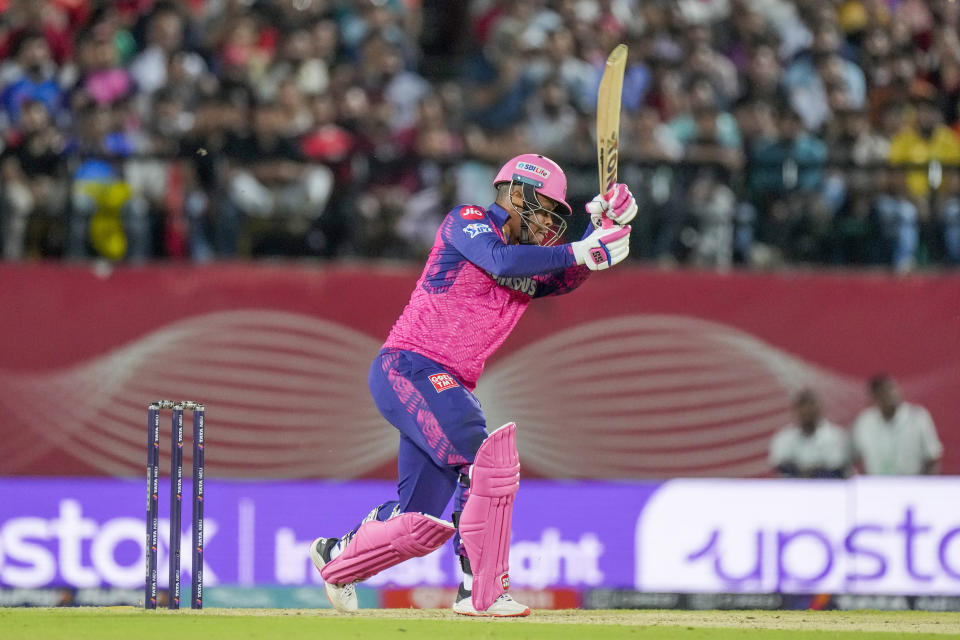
310,537,358,613
452,583,530,617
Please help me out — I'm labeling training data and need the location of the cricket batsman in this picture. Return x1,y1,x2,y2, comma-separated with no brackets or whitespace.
309,154,637,616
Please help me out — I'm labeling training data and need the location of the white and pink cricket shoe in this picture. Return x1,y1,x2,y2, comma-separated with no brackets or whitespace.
309,537,358,613
452,583,530,617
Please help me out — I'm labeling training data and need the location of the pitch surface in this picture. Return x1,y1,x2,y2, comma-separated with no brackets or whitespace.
2,607,958,639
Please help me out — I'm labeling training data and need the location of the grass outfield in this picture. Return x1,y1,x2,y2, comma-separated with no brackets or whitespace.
2,608,960,640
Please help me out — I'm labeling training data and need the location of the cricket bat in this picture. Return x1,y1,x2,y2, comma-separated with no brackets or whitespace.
596,44,628,229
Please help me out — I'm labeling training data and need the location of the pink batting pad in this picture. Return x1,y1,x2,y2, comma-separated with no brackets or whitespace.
320,512,454,585
458,422,520,611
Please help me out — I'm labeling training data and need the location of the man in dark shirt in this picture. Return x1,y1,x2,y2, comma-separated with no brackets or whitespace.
219,100,333,255
1,99,67,258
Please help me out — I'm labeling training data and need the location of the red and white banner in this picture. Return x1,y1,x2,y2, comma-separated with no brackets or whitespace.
0,263,957,478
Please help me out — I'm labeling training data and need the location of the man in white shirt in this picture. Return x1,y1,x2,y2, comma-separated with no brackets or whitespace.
851,374,943,475
769,389,851,478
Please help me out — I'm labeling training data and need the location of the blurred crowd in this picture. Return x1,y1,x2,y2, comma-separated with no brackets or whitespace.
0,0,959,269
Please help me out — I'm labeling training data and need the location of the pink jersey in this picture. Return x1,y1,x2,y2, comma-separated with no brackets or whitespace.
383,203,590,389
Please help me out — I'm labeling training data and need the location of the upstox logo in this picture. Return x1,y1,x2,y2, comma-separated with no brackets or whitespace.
0,499,216,588
635,479,960,595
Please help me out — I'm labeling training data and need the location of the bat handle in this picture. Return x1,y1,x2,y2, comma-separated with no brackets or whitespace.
601,186,616,229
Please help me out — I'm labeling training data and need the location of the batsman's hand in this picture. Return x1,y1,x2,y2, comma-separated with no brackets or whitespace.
587,183,638,228
571,225,631,270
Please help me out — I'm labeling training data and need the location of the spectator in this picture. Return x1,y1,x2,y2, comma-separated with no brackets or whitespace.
462,21,535,132
528,26,596,111
769,389,851,478
396,93,464,256
872,167,919,271
128,4,197,97
668,77,743,171
739,42,788,106
0,0,76,65
356,32,429,134
784,20,866,131
257,26,328,102
747,105,830,262
0,30,63,127
851,374,943,475
179,94,248,261
683,168,738,267
72,21,137,109
833,184,876,265
685,24,739,106
522,75,579,158
833,106,890,168
67,104,150,262
300,90,357,256
220,100,333,256
888,93,960,200
0,98,67,258
936,170,960,264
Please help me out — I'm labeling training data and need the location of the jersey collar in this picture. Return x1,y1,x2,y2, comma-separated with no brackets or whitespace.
487,202,509,228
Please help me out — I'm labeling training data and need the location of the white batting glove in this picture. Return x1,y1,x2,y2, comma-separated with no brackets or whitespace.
571,225,631,270
587,183,638,228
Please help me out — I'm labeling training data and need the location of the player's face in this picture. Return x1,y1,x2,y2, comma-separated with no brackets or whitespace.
504,184,564,245
528,194,558,245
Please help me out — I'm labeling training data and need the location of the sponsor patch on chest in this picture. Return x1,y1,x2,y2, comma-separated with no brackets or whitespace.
486,270,537,296
460,206,484,220
463,223,493,238
428,373,460,393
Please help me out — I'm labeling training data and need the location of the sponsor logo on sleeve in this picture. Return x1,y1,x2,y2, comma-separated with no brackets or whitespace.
428,373,460,393
460,206,484,220
463,223,493,238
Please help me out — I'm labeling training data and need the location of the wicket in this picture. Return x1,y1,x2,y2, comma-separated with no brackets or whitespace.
146,400,205,610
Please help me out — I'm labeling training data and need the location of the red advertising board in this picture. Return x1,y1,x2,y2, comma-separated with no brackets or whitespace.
1,263,957,478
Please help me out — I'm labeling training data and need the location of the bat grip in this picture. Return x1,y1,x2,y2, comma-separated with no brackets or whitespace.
601,185,616,229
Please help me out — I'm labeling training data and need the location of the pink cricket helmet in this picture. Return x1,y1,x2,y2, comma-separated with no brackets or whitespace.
493,153,573,215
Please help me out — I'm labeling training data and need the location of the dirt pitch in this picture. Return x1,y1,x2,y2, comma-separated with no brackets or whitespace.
166,607,960,634
5,607,960,640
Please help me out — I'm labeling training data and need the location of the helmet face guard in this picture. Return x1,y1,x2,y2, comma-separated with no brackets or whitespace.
510,175,567,246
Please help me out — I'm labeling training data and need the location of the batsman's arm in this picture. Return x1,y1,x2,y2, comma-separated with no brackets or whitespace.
532,224,596,298
446,215,575,277
532,265,591,298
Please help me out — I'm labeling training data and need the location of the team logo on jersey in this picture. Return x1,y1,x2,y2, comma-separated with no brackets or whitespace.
428,373,460,393
463,223,493,238
516,161,550,178
460,206,484,220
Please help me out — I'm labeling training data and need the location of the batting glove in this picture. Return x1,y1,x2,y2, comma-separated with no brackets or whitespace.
587,183,638,228
571,225,631,270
